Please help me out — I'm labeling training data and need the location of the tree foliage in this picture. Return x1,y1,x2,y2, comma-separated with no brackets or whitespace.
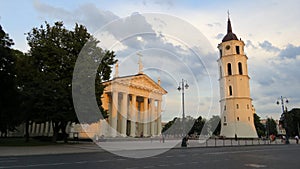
188,116,205,135
0,25,21,137
161,115,221,137
25,21,116,142
286,108,300,136
266,118,277,136
204,115,221,136
254,113,266,137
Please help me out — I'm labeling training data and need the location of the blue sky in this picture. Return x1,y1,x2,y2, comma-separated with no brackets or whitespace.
1,0,300,121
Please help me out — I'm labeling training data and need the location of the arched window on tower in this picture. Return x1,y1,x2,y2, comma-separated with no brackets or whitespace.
236,46,240,54
238,62,243,75
229,86,233,96
227,63,232,75
220,66,222,78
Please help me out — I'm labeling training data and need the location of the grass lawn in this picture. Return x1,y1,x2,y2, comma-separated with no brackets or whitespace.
0,137,62,146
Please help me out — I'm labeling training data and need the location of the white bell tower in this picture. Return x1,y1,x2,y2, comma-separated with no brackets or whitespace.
218,15,258,138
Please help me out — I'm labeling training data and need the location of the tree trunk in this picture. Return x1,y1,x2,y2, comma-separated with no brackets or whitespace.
25,120,29,142
52,122,60,143
60,121,68,143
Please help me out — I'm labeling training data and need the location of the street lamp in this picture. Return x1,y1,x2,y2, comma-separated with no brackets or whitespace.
276,96,289,144
178,79,189,137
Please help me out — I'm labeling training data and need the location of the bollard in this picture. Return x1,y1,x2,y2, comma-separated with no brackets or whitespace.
215,138,217,147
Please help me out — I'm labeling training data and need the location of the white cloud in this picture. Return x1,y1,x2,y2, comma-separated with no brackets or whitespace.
33,0,119,32
259,40,280,52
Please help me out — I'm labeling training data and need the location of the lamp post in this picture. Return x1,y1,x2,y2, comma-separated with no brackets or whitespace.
277,96,289,144
177,79,189,137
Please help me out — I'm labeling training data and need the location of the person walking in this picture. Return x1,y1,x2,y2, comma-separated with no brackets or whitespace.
295,135,299,144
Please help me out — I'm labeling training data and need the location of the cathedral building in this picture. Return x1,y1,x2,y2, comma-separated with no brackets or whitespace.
100,59,167,137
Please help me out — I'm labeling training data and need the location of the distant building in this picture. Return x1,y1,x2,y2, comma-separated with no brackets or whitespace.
260,118,286,136
218,16,258,138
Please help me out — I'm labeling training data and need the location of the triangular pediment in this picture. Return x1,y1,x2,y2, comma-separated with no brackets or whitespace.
103,74,167,95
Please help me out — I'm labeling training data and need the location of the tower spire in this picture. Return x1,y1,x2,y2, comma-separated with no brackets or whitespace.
222,11,238,42
227,10,233,33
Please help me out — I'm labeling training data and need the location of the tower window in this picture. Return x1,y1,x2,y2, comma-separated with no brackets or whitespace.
247,104,249,109
224,116,227,122
236,46,240,54
236,104,239,109
237,117,240,121
248,117,251,121
227,63,232,75
238,62,243,75
229,86,233,96
224,105,226,111
219,49,222,57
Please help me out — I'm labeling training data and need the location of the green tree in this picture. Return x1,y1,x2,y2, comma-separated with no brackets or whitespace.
161,116,195,137
26,21,116,142
14,49,39,141
188,116,205,135
254,113,266,138
205,115,221,136
286,108,300,136
266,118,277,136
162,117,178,134
0,25,21,137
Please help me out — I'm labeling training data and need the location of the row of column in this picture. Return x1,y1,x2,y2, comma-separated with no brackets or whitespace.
109,91,162,137
26,121,54,136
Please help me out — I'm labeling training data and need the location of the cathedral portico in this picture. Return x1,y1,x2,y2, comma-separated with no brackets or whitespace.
101,64,167,138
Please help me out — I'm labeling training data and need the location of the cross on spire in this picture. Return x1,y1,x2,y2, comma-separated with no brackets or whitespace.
227,10,230,19
114,61,119,78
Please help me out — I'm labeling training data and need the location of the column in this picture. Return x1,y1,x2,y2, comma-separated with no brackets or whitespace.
143,97,148,137
130,94,136,137
121,93,128,137
110,91,118,137
32,122,36,135
40,123,45,136
45,122,49,136
49,121,53,136
157,100,162,135
150,98,155,136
